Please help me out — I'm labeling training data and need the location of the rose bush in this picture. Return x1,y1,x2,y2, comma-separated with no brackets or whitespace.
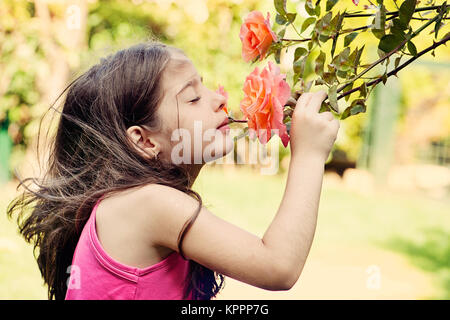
232,1,449,147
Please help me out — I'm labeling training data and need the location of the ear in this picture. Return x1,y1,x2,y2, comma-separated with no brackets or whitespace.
126,125,160,160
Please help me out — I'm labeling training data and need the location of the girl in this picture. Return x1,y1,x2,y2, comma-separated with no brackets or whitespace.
7,41,340,300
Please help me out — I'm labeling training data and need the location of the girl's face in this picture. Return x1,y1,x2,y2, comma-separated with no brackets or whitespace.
153,52,234,164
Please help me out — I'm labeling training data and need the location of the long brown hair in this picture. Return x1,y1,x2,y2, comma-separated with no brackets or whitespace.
6,41,225,300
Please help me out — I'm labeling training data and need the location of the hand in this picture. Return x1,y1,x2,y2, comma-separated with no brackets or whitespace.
289,90,340,162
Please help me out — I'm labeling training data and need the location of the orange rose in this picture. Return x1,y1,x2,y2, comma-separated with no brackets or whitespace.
239,11,278,63
216,85,229,115
240,61,290,147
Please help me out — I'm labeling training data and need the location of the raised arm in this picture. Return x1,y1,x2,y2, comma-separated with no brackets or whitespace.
139,90,339,291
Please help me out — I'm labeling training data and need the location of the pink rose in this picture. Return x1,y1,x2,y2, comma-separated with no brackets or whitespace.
352,0,359,5
239,11,278,63
240,61,291,147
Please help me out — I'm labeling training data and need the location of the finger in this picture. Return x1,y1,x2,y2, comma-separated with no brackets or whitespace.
295,92,313,110
307,90,328,114
318,111,334,121
331,119,340,131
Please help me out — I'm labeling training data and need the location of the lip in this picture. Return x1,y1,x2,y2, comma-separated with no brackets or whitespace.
216,118,229,129
217,124,230,132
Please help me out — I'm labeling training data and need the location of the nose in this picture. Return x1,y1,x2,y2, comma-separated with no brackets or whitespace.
215,92,227,113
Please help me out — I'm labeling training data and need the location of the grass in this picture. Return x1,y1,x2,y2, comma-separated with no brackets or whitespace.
1,165,449,299
195,165,450,299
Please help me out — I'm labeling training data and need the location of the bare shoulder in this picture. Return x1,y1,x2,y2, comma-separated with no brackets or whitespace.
131,184,201,245
100,184,189,213
99,184,198,244
133,183,200,216
94,184,181,267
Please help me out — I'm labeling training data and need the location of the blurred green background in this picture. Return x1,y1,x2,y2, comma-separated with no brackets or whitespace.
1,0,449,299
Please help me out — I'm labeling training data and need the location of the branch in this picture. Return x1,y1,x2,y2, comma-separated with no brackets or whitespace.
343,4,449,18
336,10,443,96
281,38,311,42
281,14,396,43
228,116,248,123
337,32,450,101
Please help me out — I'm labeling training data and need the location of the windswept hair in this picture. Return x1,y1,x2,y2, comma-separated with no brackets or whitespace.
6,41,225,300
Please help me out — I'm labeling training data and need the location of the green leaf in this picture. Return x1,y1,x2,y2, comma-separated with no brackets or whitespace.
293,57,307,78
344,32,358,46
371,4,386,39
395,56,402,69
315,3,321,16
350,99,367,115
278,28,286,39
305,0,316,16
322,11,333,28
274,0,287,16
319,101,332,113
275,47,282,63
347,47,359,68
399,0,416,26
319,34,330,42
309,32,318,50
331,47,351,72
340,47,350,60
391,18,408,32
315,51,326,76
354,45,365,72
407,41,417,56
340,99,367,120
326,0,338,11
441,31,450,42
323,69,337,85
343,82,353,102
315,77,327,86
294,47,308,62
435,1,447,39
286,13,297,24
331,12,344,58
359,81,367,97
337,69,348,78
276,13,288,25
381,72,388,85
328,84,338,112
301,17,316,33
378,34,404,53
340,106,351,120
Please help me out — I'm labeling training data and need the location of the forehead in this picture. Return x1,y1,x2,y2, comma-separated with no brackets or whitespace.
161,54,198,95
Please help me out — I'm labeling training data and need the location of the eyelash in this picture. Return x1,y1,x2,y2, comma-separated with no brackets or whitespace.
190,96,201,103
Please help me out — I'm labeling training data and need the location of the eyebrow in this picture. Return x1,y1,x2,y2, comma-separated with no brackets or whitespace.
176,75,203,96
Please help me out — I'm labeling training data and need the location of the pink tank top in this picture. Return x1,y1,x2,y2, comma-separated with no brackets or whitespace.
65,196,194,300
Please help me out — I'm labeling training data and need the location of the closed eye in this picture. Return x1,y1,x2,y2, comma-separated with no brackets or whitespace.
190,96,201,103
